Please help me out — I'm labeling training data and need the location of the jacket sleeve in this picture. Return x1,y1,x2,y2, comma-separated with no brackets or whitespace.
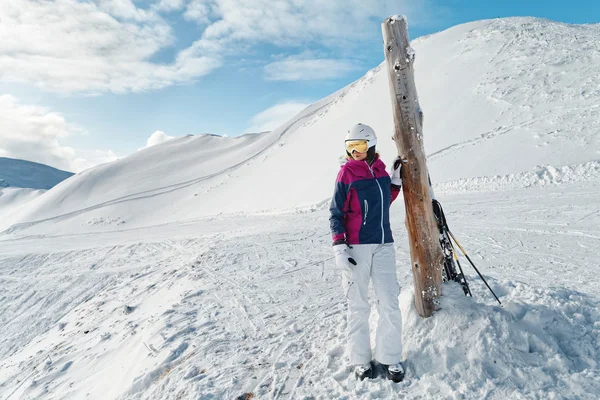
329,169,350,242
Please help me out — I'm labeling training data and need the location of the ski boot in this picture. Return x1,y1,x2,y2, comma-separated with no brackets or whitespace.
354,362,374,381
382,362,405,382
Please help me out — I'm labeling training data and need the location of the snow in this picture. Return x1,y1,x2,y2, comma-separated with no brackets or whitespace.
0,157,73,190
0,187,45,222
0,157,73,231
390,15,407,23
406,46,415,63
1,17,600,399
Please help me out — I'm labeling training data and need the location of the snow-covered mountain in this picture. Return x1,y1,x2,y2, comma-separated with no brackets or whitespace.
0,157,73,190
0,158,74,231
4,17,600,237
1,17,599,400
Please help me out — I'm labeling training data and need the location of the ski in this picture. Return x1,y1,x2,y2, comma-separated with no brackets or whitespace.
427,175,471,296
432,198,472,296
428,175,501,305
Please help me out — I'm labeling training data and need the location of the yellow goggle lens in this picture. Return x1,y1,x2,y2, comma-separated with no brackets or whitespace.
345,140,369,153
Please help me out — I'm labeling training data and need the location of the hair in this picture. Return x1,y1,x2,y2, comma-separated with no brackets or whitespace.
366,147,377,164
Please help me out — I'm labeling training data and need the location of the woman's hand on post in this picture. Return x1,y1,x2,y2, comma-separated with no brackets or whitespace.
391,156,403,186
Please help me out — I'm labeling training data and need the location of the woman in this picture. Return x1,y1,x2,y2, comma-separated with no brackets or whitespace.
329,123,405,382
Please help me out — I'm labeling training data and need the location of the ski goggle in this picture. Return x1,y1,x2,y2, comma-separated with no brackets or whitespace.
345,140,369,154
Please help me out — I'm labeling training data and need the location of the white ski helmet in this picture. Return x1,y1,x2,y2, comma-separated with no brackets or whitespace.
345,123,377,149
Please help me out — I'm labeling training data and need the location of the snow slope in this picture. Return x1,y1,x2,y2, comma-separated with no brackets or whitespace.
4,17,600,237
1,17,600,400
0,158,73,230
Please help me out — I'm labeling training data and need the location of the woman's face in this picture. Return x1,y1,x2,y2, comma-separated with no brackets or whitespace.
351,150,367,161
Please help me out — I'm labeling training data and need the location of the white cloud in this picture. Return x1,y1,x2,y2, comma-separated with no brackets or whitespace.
0,0,221,93
247,101,310,133
184,0,427,49
0,0,434,93
96,0,154,21
154,0,187,12
181,0,430,82
143,130,176,148
184,0,214,24
264,56,357,81
0,95,118,173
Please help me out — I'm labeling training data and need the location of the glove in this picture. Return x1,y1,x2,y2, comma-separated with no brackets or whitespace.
333,243,357,272
391,157,403,186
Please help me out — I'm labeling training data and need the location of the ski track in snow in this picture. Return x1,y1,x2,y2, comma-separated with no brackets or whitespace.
1,183,599,399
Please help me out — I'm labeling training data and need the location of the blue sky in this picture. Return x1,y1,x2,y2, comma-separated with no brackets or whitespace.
1,0,599,171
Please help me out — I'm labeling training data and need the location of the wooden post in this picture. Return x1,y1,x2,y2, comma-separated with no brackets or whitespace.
381,16,443,317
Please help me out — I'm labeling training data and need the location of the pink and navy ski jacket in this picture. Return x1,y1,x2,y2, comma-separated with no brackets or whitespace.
329,155,401,245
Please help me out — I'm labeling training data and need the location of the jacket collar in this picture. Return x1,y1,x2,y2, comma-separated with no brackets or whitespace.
344,154,386,177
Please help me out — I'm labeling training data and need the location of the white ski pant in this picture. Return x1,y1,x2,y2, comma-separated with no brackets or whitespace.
341,243,403,365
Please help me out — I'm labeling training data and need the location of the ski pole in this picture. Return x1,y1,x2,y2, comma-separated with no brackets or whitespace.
450,241,472,297
448,230,502,305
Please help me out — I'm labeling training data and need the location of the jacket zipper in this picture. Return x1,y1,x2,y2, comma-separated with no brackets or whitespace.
366,162,385,244
363,200,368,225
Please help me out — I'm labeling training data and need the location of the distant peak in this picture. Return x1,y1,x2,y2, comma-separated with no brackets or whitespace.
0,157,74,190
